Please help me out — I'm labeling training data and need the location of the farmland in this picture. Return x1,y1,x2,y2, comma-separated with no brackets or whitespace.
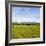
10,23,40,39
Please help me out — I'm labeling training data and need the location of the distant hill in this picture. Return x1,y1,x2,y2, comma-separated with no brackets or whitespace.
12,22,40,25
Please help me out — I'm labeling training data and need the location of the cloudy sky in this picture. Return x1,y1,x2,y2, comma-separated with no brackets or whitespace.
12,6,40,23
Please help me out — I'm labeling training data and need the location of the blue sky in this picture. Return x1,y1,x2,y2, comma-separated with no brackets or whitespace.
12,7,40,23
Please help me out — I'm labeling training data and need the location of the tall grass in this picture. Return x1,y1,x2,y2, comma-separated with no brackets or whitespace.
10,24,40,39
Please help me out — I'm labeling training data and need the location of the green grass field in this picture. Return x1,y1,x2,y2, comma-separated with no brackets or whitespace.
10,24,40,39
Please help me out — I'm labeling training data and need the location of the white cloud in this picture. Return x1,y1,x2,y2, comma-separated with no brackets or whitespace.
12,17,40,23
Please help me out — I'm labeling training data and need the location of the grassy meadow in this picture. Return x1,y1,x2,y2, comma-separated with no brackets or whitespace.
10,23,40,39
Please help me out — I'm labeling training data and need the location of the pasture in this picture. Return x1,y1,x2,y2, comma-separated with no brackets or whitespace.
10,24,40,39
